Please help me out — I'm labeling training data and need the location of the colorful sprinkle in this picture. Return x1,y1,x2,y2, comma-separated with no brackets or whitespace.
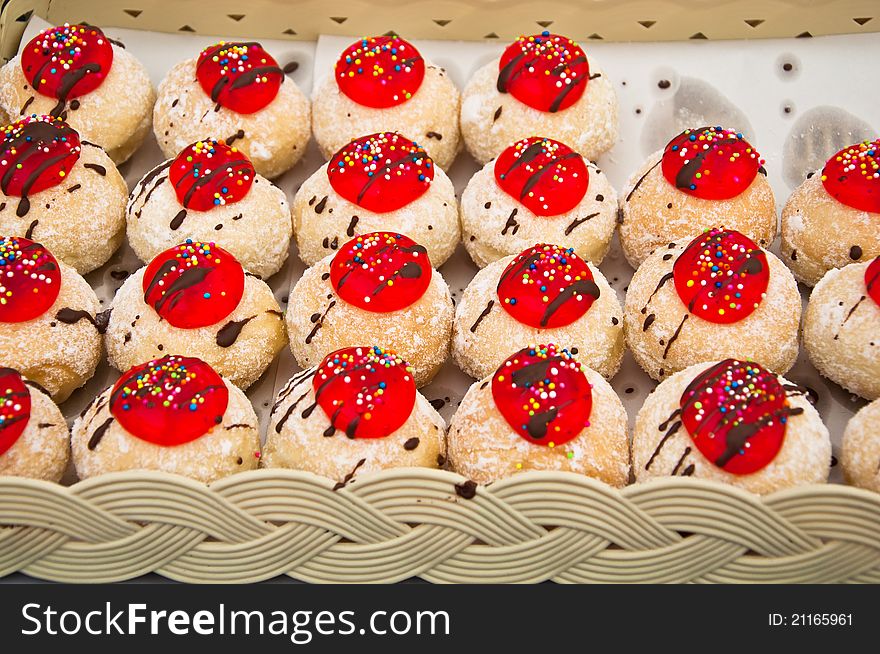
0,236,60,323
821,138,880,213
196,41,282,114
335,36,425,108
169,139,255,211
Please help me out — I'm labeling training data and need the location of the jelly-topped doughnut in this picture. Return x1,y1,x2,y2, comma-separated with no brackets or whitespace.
679,359,795,475
494,136,588,216
497,32,590,113
335,36,425,109
661,127,764,201
142,240,245,329
21,24,113,116
312,346,416,438
0,115,80,217
0,236,60,323
0,367,31,456
327,133,433,213
496,244,599,328
673,228,769,324
821,139,880,214
168,139,255,211
109,355,228,446
196,41,283,114
330,232,431,313
868,256,880,307
842,399,880,492
491,344,592,446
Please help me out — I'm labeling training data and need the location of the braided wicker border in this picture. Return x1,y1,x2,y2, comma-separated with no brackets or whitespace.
1,468,878,583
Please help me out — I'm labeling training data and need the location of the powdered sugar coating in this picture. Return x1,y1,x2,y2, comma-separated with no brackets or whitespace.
153,58,310,179
460,158,617,268
619,149,777,268
311,64,460,170
803,262,879,400
71,376,260,483
0,380,68,482
453,256,622,380
0,47,155,164
842,399,880,492
287,254,453,387
292,160,459,267
625,240,800,381
781,170,879,286
460,57,618,166
447,365,629,486
632,361,831,495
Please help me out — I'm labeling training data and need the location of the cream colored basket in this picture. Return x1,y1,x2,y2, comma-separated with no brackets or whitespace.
1,0,879,584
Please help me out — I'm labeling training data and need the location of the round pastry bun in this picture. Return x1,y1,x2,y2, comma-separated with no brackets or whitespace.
448,363,629,486
263,367,446,482
293,160,459,267
286,253,453,387
632,361,831,495
128,160,292,279
619,150,777,268
781,170,878,286
803,262,880,400
1,142,127,274
71,376,260,483
0,47,155,164
460,156,618,268
311,64,460,170
0,376,69,482
460,57,618,166
842,399,880,492
453,255,623,380
106,267,286,390
624,238,801,382
153,58,310,179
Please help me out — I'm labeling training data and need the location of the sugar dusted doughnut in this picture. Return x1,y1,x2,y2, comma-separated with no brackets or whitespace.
448,344,629,486
453,244,622,380
632,359,831,494
72,355,260,482
287,232,452,387
312,36,460,170
624,229,800,382
781,139,880,286
105,241,285,390
460,136,618,268
842,399,880,492
264,346,445,482
0,368,68,482
293,133,459,266
461,32,618,165
128,139,291,279
620,127,776,267
153,41,310,179
0,24,155,164
0,237,103,402
803,258,880,400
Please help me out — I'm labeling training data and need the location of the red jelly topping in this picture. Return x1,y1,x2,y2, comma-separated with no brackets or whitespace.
662,126,764,200
497,32,589,113
331,232,431,313
335,36,425,108
821,139,880,213
0,115,80,215
169,139,255,211
866,256,880,307
109,355,229,446
0,368,31,457
495,137,588,216
681,359,795,475
142,241,244,329
0,236,60,323
328,132,433,213
492,344,592,446
673,228,769,324
497,244,599,328
196,41,282,114
21,24,113,110
312,346,416,438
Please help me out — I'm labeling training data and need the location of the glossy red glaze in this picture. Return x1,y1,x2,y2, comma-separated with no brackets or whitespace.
169,139,255,211
0,368,31,457
866,256,880,307
0,236,60,323
21,24,113,101
196,41,282,114
335,36,425,108
821,139,880,213
0,115,80,199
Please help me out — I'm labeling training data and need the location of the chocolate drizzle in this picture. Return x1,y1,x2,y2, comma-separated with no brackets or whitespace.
143,261,211,312
314,196,328,213
346,215,359,237
55,307,109,333
663,314,689,359
25,219,37,239
332,458,366,491
564,212,598,236
470,300,494,332
44,63,102,118
216,316,254,347
83,163,106,176
625,160,661,202
305,301,336,344
540,279,599,327
170,209,187,230
87,417,114,450
501,208,519,235
226,129,245,146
